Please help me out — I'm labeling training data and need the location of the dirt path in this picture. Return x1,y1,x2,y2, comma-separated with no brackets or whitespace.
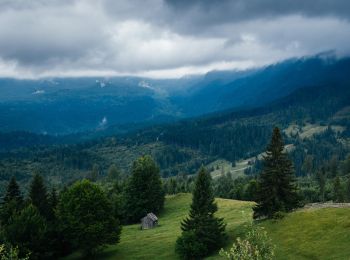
302,202,350,210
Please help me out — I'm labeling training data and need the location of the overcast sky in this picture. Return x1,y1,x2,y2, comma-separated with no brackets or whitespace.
0,0,350,78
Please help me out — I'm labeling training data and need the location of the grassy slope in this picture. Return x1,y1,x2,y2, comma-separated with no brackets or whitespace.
261,208,350,260
66,193,253,260
66,194,350,260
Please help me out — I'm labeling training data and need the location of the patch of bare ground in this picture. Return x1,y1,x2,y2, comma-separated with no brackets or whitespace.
301,202,350,210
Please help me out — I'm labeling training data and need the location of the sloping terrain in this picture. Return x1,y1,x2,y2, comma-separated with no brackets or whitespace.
65,193,350,260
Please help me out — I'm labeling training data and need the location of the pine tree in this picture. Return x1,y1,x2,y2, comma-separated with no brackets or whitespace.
0,177,23,225
4,204,47,258
47,187,58,221
123,155,165,223
333,176,344,202
176,167,226,259
346,177,350,202
316,167,326,202
3,177,23,204
88,164,99,182
29,173,50,219
253,127,300,219
107,164,120,182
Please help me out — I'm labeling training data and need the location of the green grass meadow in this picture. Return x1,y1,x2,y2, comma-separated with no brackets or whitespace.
66,193,350,260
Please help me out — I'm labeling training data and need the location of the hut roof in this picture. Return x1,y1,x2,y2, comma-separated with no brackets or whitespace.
146,213,158,221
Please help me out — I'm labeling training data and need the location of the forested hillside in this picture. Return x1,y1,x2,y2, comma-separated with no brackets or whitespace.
0,81,349,194
1,55,350,135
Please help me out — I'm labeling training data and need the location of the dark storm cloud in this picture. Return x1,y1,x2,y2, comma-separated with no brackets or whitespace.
0,0,349,78
161,0,350,35
166,0,350,21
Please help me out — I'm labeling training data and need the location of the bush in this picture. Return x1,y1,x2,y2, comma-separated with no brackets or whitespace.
0,244,29,260
220,224,274,260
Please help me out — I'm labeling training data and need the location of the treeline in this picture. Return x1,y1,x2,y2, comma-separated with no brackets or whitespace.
2,126,346,259
163,127,350,205
0,155,165,259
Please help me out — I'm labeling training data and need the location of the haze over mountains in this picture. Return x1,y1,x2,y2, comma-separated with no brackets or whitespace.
0,53,349,136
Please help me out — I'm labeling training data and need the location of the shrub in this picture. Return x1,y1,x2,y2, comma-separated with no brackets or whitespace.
0,244,29,260
220,225,274,260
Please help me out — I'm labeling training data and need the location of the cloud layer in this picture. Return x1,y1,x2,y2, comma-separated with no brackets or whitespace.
0,0,350,78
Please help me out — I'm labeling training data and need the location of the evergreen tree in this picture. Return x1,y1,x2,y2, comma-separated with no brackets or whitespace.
346,177,350,202
3,177,23,204
0,177,23,225
107,164,120,182
4,204,47,258
316,168,326,202
333,176,344,202
254,127,300,219
88,164,99,182
47,187,58,221
123,155,165,223
29,174,49,219
176,167,226,259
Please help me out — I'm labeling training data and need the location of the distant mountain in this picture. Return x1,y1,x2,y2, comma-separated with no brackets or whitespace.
0,76,349,190
0,54,349,135
176,54,350,116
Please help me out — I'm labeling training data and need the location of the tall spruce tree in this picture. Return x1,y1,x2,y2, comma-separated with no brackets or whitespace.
333,176,344,202
0,177,23,225
29,173,50,219
3,177,22,204
47,187,58,221
346,177,350,202
316,167,326,202
123,155,165,223
253,127,300,219
176,167,226,259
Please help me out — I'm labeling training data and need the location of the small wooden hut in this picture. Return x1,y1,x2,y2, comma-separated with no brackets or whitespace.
141,213,158,229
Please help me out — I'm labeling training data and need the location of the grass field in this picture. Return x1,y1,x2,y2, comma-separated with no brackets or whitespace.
262,207,350,260
66,193,350,260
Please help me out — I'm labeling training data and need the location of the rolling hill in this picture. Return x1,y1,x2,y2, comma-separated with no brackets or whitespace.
0,77,349,193
65,193,350,260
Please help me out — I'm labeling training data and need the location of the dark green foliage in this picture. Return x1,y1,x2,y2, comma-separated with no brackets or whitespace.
341,156,350,175
163,174,194,195
346,177,350,202
175,231,206,259
3,177,23,204
214,173,234,199
123,155,165,223
176,167,226,259
29,174,50,219
254,127,300,219
57,179,121,257
3,204,47,259
87,163,99,182
316,168,326,202
333,176,344,202
47,187,58,222
0,177,23,226
107,164,120,182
